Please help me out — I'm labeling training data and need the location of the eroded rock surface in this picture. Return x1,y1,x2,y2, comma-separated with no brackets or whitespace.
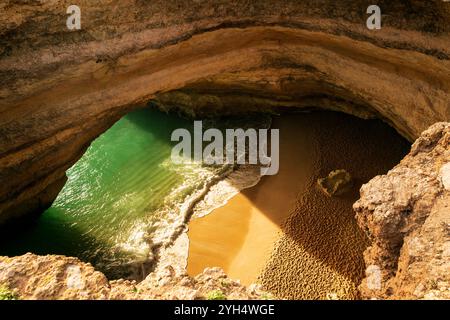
354,122,450,299
0,1,449,224
317,169,353,197
0,253,267,300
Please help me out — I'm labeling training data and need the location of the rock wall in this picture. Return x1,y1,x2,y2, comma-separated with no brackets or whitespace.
354,122,450,299
0,0,449,224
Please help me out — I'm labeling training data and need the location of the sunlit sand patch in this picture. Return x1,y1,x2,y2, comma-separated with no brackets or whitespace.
187,114,315,285
187,112,409,299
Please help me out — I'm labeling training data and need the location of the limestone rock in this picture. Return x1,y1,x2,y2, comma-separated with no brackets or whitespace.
0,254,268,300
440,163,450,191
354,122,450,300
317,169,353,196
0,253,110,300
0,1,449,224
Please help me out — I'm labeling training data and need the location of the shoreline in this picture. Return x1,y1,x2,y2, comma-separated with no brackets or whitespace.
185,111,410,299
154,164,264,275
186,114,315,285
152,115,273,276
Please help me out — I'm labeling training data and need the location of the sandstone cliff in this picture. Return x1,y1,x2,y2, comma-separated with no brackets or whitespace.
0,253,268,300
355,122,450,299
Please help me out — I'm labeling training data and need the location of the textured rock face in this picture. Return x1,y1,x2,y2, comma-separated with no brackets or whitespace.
0,253,267,300
317,169,353,197
0,1,449,224
0,253,110,299
354,123,450,299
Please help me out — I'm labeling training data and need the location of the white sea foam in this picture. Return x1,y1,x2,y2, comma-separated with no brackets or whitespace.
113,159,233,277
114,115,271,278
193,164,263,218
155,164,264,275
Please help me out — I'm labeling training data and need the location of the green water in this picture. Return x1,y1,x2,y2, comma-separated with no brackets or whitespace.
0,108,230,278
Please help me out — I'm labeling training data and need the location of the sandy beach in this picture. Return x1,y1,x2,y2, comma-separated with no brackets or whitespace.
187,115,314,285
187,111,409,299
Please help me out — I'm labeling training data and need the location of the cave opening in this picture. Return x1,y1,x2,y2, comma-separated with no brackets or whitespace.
0,105,410,299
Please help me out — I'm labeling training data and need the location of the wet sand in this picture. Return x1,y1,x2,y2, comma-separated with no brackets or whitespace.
187,111,410,299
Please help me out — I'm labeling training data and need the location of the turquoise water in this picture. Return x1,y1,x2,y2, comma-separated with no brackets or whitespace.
0,108,231,278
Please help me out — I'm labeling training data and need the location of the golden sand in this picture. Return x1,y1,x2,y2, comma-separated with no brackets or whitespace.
187,115,314,284
187,111,409,299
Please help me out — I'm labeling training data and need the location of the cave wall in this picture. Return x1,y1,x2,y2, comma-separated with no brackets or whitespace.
0,1,449,224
